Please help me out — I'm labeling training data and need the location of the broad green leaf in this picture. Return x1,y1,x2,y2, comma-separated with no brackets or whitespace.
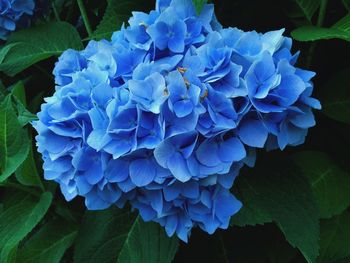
0,43,19,64
10,82,37,126
0,22,83,76
93,0,152,40
15,138,44,189
193,0,207,14
0,96,30,182
74,207,178,263
0,192,52,262
16,219,78,263
319,69,350,124
293,151,350,218
230,190,273,227
231,155,320,263
10,82,26,106
14,101,38,127
292,13,350,42
318,212,350,263
7,246,17,263
294,0,320,21
117,218,178,263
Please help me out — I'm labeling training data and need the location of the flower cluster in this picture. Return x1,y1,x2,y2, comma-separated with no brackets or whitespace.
0,0,35,40
34,0,320,241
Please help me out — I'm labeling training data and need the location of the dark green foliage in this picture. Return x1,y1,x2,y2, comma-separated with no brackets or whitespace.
74,208,178,263
231,156,320,263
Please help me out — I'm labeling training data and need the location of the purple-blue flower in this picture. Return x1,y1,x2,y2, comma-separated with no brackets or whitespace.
33,0,320,242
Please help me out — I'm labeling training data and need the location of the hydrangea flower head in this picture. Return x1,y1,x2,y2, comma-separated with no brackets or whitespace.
0,0,35,40
34,0,320,242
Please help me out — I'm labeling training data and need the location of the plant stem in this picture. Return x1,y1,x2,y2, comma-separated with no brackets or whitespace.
77,0,93,37
52,2,61,21
219,233,230,263
317,0,328,27
306,0,328,68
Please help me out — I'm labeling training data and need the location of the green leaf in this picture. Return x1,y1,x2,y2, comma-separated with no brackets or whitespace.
74,207,178,263
294,0,320,21
231,155,320,263
193,0,207,14
93,0,151,40
319,69,350,124
0,192,52,262
10,81,26,107
318,212,350,263
15,138,44,190
230,191,273,227
14,101,38,127
0,22,83,76
116,219,178,263
10,82,37,126
0,43,19,64
16,219,78,263
292,13,350,42
293,151,350,219
0,96,30,182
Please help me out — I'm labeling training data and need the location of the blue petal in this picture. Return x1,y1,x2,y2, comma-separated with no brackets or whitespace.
76,176,93,195
238,119,268,148
85,191,110,210
171,0,196,18
290,108,316,129
181,180,199,198
91,83,113,107
154,141,176,168
60,183,77,201
147,22,169,50
87,130,110,151
196,139,221,167
118,178,136,193
173,100,193,118
84,161,103,185
167,152,192,182
214,192,242,222
156,0,172,12
136,203,157,221
105,159,129,183
163,184,181,201
129,159,157,187
165,215,178,236
218,137,246,162
97,185,122,203
277,74,305,106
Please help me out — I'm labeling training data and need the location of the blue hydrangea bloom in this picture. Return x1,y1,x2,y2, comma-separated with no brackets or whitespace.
33,0,320,242
0,0,35,40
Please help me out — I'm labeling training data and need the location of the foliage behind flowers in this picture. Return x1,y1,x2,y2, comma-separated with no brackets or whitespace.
33,0,320,242
0,0,350,262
